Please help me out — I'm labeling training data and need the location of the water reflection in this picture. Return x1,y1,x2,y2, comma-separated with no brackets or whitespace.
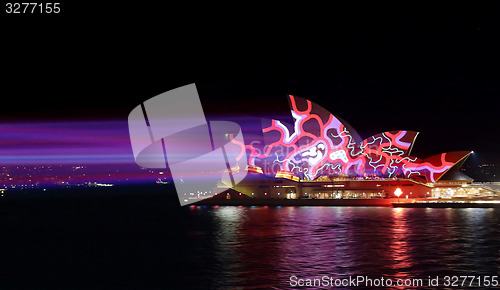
184,206,500,289
387,207,415,288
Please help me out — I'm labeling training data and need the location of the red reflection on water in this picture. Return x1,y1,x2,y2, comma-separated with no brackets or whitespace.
389,208,413,284
206,207,496,288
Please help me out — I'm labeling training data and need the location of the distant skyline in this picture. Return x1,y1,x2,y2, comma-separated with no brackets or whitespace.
0,105,497,186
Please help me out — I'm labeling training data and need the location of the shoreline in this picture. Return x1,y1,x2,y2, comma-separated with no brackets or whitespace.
194,197,500,208
195,197,407,207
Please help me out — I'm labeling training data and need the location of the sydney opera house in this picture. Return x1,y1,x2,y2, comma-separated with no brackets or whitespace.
217,95,497,201
129,85,498,205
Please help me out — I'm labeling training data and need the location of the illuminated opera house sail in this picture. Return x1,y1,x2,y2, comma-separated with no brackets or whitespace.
223,95,493,200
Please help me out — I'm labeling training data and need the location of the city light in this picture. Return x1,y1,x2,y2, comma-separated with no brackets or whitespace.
394,187,403,203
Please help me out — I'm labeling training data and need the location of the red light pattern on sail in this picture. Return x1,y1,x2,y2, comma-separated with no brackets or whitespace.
232,95,469,183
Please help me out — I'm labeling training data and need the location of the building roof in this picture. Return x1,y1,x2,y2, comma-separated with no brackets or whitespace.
233,95,471,183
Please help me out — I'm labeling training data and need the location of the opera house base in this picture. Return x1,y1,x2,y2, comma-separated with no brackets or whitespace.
392,198,500,208
195,197,409,207
191,179,500,207
194,195,500,208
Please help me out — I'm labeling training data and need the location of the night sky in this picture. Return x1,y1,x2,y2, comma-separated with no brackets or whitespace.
2,5,499,175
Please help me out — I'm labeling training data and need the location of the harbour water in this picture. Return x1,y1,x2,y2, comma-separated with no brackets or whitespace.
1,189,500,289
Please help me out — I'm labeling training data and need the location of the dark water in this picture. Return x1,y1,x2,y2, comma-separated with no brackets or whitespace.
1,189,500,289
